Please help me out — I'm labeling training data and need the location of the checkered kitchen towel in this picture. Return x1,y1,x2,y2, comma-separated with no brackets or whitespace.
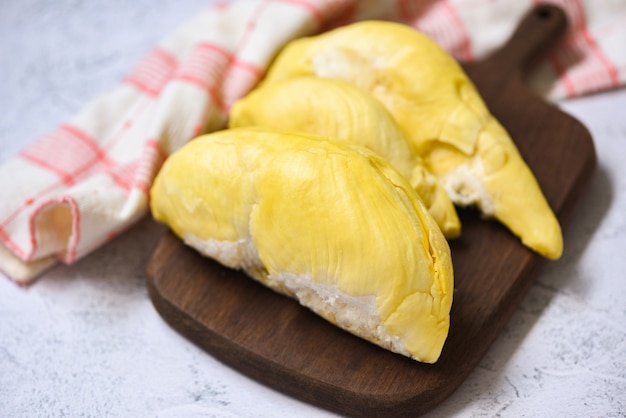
2,0,625,284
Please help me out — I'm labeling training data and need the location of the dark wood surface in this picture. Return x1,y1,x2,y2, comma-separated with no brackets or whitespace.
145,5,596,417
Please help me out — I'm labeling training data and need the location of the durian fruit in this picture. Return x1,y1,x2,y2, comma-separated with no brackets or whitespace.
229,76,460,238
150,127,454,363
262,20,563,259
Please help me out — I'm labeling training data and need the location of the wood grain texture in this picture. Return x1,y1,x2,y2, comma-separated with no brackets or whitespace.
145,5,597,417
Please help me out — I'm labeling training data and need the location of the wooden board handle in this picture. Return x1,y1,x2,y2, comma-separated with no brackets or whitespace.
492,4,568,75
463,4,569,104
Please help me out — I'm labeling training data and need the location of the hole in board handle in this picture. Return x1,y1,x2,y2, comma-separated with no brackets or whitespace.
536,5,553,19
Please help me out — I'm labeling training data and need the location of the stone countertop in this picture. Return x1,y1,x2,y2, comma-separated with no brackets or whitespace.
1,1,624,417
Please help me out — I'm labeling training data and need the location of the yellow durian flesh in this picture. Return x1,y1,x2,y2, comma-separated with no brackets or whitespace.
263,20,563,259
422,119,563,258
150,127,453,363
229,76,460,238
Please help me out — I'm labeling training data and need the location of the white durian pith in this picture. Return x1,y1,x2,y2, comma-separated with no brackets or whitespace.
186,230,410,357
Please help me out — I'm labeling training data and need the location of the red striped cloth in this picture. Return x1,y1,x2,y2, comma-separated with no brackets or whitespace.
2,0,625,284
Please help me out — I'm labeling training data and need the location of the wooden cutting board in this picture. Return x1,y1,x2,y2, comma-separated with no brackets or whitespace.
146,5,596,417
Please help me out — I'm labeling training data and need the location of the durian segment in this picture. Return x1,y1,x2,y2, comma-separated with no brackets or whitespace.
229,76,460,238
150,127,454,363
263,20,563,259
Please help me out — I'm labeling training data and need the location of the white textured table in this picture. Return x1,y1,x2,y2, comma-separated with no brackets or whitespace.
1,1,625,417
